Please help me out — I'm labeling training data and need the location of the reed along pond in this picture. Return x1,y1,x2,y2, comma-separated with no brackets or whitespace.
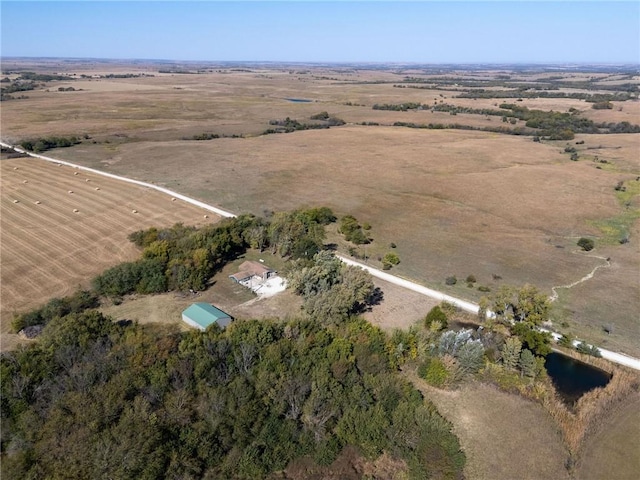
545,352,611,405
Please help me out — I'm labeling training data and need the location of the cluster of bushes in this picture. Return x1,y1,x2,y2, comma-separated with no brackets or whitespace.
1,310,465,479
558,334,602,357
591,101,613,110
417,308,487,388
413,295,553,398
184,133,243,140
594,121,640,133
264,115,344,135
499,103,599,139
99,73,154,78
19,135,81,153
309,111,345,126
338,215,371,245
11,290,99,332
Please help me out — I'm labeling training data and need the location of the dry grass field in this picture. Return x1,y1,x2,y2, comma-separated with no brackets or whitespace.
45,126,639,356
0,156,220,350
575,391,640,480
406,372,572,480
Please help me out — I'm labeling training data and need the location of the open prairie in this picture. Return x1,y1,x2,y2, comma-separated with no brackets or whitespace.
0,156,219,350
1,60,638,356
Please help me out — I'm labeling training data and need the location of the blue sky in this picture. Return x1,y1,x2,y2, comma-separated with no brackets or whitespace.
1,1,638,63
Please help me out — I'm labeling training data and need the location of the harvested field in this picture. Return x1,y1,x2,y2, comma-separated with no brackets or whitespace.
0,157,220,350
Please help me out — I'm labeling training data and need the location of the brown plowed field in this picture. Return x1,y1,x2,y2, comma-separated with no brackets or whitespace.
0,157,220,350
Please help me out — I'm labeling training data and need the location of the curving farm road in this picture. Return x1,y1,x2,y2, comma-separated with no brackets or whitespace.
2,141,639,371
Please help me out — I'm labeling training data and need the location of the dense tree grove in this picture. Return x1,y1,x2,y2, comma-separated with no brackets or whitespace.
287,251,376,324
93,208,337,298
1,313,465,479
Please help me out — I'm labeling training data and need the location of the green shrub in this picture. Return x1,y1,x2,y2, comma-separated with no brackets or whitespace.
424,306,448,331
420,358,450,387
577,237,595,252
382,252,400,270
557,334,574,348
445,276,457,286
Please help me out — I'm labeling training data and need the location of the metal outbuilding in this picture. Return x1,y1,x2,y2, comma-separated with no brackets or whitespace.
181,303,232,331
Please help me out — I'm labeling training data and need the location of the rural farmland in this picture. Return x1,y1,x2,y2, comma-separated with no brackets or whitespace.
1,57,639,480
0,154,220,350
2,60,637,356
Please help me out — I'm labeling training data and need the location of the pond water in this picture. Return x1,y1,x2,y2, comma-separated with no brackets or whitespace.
285,98,312,103
545,352,611,405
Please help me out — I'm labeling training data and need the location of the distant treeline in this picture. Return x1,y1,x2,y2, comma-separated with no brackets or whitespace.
183,133,244,141
263,114,345,135
371,101,640,139
19,135,83,153
1,71,75,101
399,76,638,94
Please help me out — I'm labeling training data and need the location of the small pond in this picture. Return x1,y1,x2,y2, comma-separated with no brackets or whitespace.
545,352,611,405
285,98,312,103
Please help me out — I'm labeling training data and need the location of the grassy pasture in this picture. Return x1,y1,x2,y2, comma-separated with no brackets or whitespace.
407,372,571,480
0,157,220,351
575,391,640,480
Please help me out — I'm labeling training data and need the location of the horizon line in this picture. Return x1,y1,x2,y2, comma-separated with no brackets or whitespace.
2,56,640,67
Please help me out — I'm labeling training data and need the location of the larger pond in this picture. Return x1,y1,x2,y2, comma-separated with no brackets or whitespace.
545,352,611,405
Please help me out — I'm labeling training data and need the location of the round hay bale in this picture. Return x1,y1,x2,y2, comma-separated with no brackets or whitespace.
204,214,208,219
13,167,18,170
73,171,79,176
95,187,100,191
132,209,138,214
73,209,79,213
13,199,19,203
171,197,177,201
85,179,90,182
23,180,28,184
35,201,41,205
68,190,74,194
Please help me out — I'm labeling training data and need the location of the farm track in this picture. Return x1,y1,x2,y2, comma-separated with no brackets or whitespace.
550,252,611,301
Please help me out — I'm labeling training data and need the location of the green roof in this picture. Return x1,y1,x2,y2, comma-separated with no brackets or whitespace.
182,303,231,330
